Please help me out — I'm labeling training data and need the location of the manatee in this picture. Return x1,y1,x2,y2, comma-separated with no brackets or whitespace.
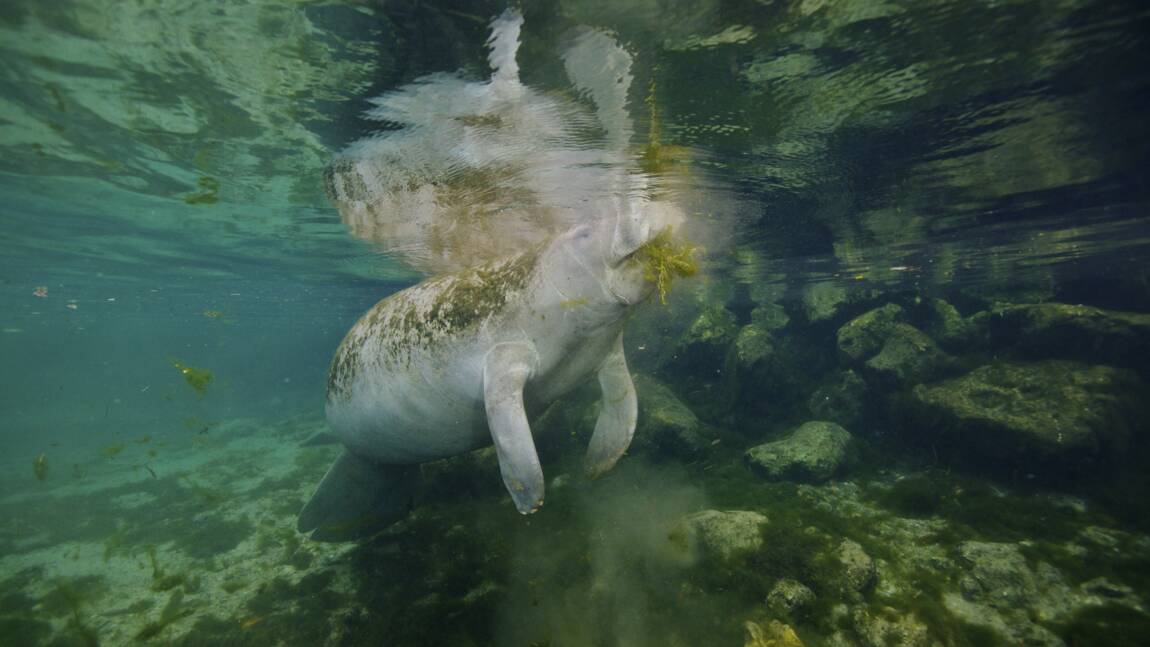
298,202,662,540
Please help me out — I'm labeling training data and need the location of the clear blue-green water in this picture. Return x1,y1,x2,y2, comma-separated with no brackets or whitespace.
2,1,1150,646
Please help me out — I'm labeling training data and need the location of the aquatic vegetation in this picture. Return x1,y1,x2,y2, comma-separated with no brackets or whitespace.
171,360,213,398
135,589,191,641
145,545,197,592
103,526,127,562
33,452,47,481
1057,604,1150,646
101,443,126,458
42,578,104,647
634,227,699,305
182,175,220,205
184,416,218,433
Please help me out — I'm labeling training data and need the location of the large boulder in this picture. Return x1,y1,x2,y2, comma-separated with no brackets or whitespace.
837,303,952,385
745,421,853,483
941,541,1072,646
751,302,790,333
863,323,950,385
808,370,867,427
985,303,1150,374
767,578,816,614
910,360,1145,462
632,375,714,458
802,282,850,323
837,304,905,362
836,539,876,594
731,323,776,370
669,509,769,563
677,305,739,364
849,608,931,647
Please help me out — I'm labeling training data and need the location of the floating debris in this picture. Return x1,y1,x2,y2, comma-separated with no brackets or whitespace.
34,452,48,481
66,303,78,310
171,360,213,398
33,286,48,297
202,309,225,319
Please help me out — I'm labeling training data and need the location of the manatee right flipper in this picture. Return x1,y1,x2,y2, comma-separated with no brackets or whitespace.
298,450,420,541
584,332,637,478
484,341,544,514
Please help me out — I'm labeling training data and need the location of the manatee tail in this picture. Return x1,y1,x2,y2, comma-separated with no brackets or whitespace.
298,450,421,542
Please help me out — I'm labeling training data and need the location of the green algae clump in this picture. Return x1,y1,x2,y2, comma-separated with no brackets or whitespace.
634,227,698,305
183,175,220,205
171,359,213,398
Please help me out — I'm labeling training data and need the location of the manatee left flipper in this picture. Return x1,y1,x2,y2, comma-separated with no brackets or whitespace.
298,450,420,541
484,341,545,514
585,333,637,479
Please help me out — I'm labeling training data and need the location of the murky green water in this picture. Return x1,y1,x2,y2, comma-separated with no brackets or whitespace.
2,1,1149,645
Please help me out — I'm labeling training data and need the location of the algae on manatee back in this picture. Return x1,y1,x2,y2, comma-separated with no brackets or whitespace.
171,360,213,398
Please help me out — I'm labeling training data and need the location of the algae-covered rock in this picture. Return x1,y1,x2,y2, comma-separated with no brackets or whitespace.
953,541,1073,615
632,375,713,458
836,539,876,593
911,360,1144,460
850,608,931,647
751,302,791,333
676,305,739,367
836,304,904,361
732,323,776,369
863,323,950,385
745,421,852,483
942,541,1073,646
767,578,816,614
669,509,768,563
803,282,850,323
987,303,1150,373
744,619,804,647
808,370,867,427
924,298,975,347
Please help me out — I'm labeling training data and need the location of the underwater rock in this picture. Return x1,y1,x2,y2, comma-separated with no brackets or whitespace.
849,607,931,647
836,304,904,362
954,541,1073,615
676,304,739,367
669,509,768,563
911,360,1144,462
632,375,713,458
766,578,816,614
731,323,776,370
751,302,791,333
802,282,850,323
807,370,867,427
836,539,876,594
743,619,804,647
745,421,852,483
941,541,1074,646
923,298,976,348
862,323,950,385
986,303,1150,374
